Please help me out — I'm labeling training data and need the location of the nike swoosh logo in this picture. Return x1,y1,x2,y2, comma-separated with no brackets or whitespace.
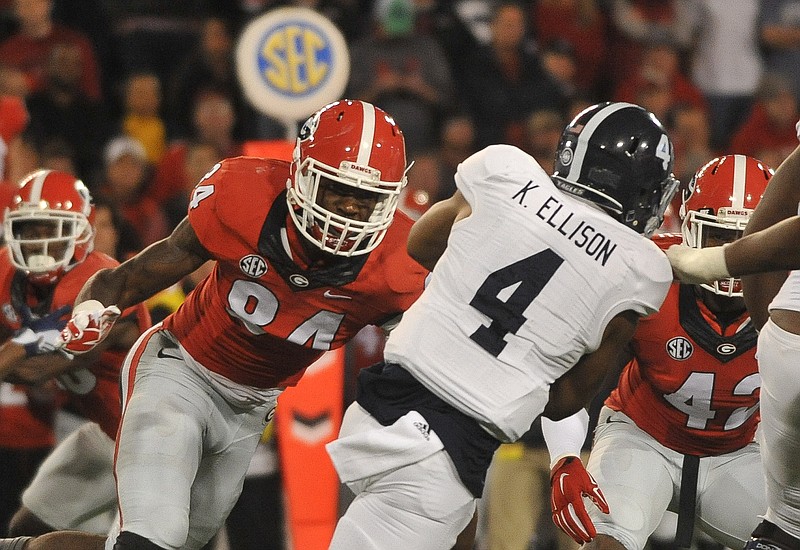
323,290,352,300
605,417,627,425
157,348,182,361
559,473,569,492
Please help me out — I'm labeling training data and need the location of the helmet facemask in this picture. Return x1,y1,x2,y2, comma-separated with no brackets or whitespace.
5,208,93,285
640,174,680,238
681,208,747,297
287,156,405,256
553,172,679,238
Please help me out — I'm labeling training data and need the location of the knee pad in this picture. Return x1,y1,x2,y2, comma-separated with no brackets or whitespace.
744,520,800,550
113,531,168,550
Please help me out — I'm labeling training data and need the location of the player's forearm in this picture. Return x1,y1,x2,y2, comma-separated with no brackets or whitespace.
543,366,593,420
10,353,75,385
745,144,800,237
75,267,129,309
408,191,469,270
77,242,206,310
726,217,800,276
0,340,26,383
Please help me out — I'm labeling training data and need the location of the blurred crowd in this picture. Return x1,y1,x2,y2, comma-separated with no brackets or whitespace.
1,1,799,549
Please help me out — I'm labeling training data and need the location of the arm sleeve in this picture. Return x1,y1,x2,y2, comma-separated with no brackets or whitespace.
542,408,590,469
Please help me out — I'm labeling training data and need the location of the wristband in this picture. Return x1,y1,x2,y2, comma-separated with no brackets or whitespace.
542,409,589,469
73,299,107,314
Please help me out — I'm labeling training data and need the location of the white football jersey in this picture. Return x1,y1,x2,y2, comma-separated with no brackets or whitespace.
385,144,672,442
768,270,800,314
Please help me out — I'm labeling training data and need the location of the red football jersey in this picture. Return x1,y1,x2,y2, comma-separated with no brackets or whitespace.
0,382,54,449
0,251,151,438
606,234,760,456
164,157,427,389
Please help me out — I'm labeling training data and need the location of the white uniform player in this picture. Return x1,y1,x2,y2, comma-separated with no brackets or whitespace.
387,145,669,442
326,102,680,550
756,271,800,545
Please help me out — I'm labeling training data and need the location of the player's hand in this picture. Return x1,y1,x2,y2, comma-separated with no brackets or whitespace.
58,300,121,355
665,244,730,284
550,455,609,544
12,304,72,357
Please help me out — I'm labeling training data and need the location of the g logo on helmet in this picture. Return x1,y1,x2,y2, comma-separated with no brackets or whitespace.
298,111,321,141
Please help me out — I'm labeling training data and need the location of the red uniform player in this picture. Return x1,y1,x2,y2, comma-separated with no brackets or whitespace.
0,100,428,550
0,170,149,537
545,155,772,550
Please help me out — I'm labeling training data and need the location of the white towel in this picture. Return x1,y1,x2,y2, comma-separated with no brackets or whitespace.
326,409,444,484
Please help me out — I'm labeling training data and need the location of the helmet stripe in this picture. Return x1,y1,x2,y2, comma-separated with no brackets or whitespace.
567,102,638,183
732,154,746,208
28,169,49,202
357,101,376,167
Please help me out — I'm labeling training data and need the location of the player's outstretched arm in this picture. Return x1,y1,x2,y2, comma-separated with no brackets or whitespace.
738,143,800,328
10,315,142,385
59,218,211,355
0,340,26,383
407,190,471,270
745,142,800,237
76,217,211,311
729,141,800,277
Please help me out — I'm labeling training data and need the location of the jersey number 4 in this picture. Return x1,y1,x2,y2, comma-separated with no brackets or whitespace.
469,249,564,356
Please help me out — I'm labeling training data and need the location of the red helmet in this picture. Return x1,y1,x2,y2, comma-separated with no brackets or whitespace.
4,169,95,285
680,155,773,296
287,99,408,256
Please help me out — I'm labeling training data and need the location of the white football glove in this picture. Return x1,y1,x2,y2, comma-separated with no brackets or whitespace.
12,305,71,357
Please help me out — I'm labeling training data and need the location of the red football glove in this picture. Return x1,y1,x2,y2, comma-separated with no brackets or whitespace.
58,300,121,355
550,455,609,544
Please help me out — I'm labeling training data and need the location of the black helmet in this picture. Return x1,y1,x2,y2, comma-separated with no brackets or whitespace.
552,102,679,237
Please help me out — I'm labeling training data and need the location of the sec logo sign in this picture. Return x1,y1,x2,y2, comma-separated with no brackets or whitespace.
236,7,350,124
666,336,693,361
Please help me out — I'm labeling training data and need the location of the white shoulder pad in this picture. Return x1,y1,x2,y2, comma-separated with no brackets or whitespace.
633,239,674,316
454,145,547,205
